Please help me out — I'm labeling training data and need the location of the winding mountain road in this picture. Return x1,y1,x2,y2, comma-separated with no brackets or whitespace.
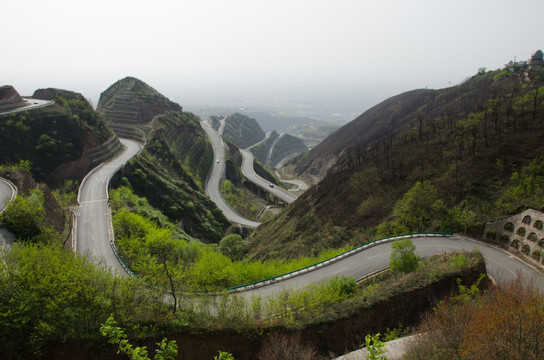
201,121,261,228
241,234,544,297
239,148,297,204
76,138,142,275
73,125,544,299
197,117,543,295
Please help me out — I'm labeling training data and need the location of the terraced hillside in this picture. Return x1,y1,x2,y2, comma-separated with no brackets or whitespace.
97,76,182,126
97,78,230,242
155,111,213,187
222,113,265,149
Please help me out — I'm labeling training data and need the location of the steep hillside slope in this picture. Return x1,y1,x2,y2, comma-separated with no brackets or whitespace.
292,89,429,184
0,88,115,184
250,131,279,165
249,66,544,259
269,133,308,168
153,111,213,188
250,131,308,168
222,113,265,149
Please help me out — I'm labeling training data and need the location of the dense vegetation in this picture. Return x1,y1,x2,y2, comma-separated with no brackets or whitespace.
110,186,347,292
0,244,171,357
0,233,482,359
0,188,57,244
0,89,112,182
250,66,544,258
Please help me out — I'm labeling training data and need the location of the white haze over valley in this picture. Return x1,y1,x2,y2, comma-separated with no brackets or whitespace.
4,0,544,129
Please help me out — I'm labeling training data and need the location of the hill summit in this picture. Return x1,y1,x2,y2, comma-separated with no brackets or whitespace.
97,76,182,126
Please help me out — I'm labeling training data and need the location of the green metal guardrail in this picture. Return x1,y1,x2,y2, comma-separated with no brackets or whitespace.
226,232,453,292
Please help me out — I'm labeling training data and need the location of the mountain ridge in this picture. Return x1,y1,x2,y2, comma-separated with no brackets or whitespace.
249,65,544,258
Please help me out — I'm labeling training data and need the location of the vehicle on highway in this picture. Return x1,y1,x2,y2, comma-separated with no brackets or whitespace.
216,159,220,163
269,183,274,188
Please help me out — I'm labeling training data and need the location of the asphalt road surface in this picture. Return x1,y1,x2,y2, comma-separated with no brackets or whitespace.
76,138,142,275
0,99,54,116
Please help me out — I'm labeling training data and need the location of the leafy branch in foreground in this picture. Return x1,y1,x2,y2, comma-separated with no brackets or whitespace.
364,333,387,360
100,315,178,360
100,316,237,360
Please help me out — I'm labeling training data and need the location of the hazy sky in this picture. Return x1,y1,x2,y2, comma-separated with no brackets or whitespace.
4,0,544,119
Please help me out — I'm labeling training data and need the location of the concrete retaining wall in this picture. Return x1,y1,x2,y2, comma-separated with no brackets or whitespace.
482,208,544,265
87,136,123,164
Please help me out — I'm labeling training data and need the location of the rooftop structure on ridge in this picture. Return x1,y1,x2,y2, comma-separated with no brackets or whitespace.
529,50,544,69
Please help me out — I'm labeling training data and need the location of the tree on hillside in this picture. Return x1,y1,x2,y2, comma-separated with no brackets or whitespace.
392,180,445,233
149,234,194,315
389,238,419,274
219,234,247,261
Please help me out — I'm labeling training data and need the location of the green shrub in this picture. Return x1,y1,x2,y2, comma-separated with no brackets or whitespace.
328,276,358,298
486,229,497,240
451,254,468,269
389,238,419,274
363,333,387,360
219,234,247,261
0,189,53,243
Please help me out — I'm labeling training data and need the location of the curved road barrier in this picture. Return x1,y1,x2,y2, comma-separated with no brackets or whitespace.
235,233,544,298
